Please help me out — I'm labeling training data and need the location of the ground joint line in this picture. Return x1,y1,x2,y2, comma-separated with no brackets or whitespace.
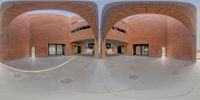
0,56,76,73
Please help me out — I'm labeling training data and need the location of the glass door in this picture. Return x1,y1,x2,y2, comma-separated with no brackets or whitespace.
135,45,142,55
74,46,81,54
142,45,149,56
133,44,149,56
56,45,64,55
48,44,64,55
49,44,56,55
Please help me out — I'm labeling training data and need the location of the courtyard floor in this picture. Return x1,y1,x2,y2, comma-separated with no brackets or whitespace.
1,56,74,71
0,55,200,100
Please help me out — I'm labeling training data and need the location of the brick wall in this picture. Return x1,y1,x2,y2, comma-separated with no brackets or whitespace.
167,17,193,60
0,13,30,60
106,14,194,60
30,14,71,56
0,13,95,59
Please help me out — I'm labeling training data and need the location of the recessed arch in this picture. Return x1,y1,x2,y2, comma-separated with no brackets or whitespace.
102,1,197,39
0,1,99,59
101,1,197,61
1,1,98,39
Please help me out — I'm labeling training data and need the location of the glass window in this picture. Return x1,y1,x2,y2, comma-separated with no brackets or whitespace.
49,45,56,55
133,44,149,56
56,45,63,55
135,46,141,55
142,45,149,55
48,44,64,55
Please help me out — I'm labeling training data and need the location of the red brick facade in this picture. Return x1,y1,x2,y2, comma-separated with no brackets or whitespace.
0,13,195,61
0,13,30,60
106,14,194,60
0,13,95,60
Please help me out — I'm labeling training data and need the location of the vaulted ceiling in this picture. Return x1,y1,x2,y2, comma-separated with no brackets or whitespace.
102,1,196,39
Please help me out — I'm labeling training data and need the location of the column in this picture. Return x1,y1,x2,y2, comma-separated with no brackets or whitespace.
102,39,106,59
94,38,99,59
127,43,133,55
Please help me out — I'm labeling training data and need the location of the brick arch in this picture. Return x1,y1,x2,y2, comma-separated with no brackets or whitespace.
0,1,99,59
102,1,197,39
1,1,98,39
101,1,197,61
106,18,129,43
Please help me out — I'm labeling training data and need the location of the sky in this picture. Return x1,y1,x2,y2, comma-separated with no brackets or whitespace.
28,10,76,17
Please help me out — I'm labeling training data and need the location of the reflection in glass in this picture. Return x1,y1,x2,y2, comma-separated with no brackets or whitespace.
136,46,142,55
57,45,63,55
49,45,56,55
134,44,149,56
142,45,149,55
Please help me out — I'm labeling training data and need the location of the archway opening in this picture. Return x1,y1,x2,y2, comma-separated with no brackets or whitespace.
102,2,197,61
0,9,96,71
104,14,195,60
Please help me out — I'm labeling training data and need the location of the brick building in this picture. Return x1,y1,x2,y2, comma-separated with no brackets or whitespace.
106,14,193,60
0,1,197,61
0,13,95,60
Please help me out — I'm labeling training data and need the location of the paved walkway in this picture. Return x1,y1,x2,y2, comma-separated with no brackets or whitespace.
0,55,199,100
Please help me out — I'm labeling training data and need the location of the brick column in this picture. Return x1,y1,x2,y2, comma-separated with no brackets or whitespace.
127,43,132,55
192,34,197,61
102,39,106,59
94,39,99,59
68,43,74,55
81,45,85,54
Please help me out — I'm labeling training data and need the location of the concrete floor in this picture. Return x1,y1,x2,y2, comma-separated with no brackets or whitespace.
1,56,74,71
0,55,200,100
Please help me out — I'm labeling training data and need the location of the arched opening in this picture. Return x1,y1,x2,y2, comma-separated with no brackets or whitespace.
100,2,198,95
102,1,197,61
105,14,194,60
0,1,98,71
0,1,98,58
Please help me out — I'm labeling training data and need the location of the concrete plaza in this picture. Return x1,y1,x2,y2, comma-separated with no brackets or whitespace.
0,55,199,100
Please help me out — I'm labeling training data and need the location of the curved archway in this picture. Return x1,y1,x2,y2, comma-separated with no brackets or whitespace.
0,1,99,59
101,1,197,61
0,9,97,71
1,1,98,38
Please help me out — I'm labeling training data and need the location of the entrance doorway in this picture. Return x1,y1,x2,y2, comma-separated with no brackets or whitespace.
133,44,149,56
77,46,81,54
74,46,81,54
117,46,122,54
48,44,65,56
88,43,94,54
72,39,94,56
106,43,111,55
